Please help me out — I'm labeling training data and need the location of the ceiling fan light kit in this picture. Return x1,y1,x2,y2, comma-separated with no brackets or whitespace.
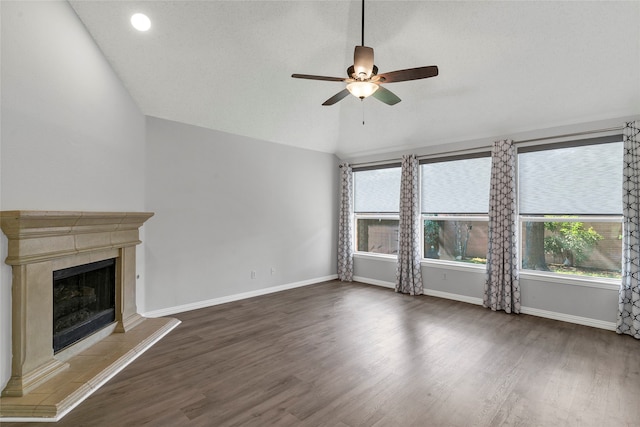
346,81,379,99
292,0,438,106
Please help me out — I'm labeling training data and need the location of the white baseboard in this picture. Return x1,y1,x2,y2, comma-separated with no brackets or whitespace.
353,276,395,289
142,275,338,318
423,289,484,306
519,306,616,331
353,276,616,331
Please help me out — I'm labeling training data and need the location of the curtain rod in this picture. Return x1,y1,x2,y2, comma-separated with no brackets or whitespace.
516,126,623,144
345,125,625,169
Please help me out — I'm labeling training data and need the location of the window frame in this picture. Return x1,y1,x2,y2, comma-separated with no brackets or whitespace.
516,136,624,284
421,214,490,266
419,152,492,266
352,165,402,258
518,215,623,285
353,213,400,258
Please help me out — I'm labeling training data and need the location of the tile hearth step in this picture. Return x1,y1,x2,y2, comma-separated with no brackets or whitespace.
0,316,180,422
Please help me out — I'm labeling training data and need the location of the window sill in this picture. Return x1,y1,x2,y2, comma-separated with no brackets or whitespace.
354,255,487,272
353,252,397,262
519,270,620,290
421,259,486,273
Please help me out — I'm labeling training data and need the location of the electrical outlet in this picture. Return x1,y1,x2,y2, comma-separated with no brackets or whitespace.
251,271,256,279
271,267,276,275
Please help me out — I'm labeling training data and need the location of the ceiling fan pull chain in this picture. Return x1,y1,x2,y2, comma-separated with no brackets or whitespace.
362,99,365,125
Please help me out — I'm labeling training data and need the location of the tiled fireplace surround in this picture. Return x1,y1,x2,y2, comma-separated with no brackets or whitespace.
0,211,180,421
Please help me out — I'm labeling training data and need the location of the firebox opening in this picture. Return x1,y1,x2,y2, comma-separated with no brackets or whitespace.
53,258,116,353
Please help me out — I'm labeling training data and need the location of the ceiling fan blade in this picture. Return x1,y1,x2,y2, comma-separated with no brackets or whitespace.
292,74,346,82
353,46,374,78
322,89,350,106
377,66,439,83
372,86,401,105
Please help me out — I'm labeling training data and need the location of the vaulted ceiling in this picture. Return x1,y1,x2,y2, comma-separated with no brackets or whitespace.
69,1,640,158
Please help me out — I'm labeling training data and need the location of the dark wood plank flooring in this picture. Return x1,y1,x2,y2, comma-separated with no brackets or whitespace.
5,280,640,426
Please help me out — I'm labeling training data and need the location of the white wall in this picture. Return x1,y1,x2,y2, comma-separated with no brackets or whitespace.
354,256,619,329
143,117,338,313
0,1,146,389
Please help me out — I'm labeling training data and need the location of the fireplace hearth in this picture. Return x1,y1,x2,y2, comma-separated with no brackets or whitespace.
0,211,180,421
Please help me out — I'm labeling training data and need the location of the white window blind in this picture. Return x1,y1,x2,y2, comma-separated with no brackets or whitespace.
353,167,401,213
420,156,492,214
519,141,622,215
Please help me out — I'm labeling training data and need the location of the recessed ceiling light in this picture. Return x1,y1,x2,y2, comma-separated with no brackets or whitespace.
131,13,151,32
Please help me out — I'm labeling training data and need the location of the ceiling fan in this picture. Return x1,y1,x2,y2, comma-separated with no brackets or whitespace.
292,0,438,106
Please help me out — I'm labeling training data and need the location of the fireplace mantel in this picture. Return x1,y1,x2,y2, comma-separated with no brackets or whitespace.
0,210,179,421
1,210,154,265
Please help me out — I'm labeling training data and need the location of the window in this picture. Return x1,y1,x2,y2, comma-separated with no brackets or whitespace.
355,217,399,254
421,155,491,264
518,138,623,279
350,135,623,283
353,166,401,255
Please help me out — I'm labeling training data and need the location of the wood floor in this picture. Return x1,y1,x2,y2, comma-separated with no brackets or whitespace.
5,281,640,426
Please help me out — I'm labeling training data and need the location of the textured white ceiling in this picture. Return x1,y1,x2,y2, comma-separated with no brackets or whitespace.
69,1,640,158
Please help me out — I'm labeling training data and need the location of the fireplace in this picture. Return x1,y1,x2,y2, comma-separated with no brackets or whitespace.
53,258,116,353
0,211,180,421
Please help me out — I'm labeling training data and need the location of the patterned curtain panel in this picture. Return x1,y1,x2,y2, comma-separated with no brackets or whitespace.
483,140,521,313
618,120,640,339
338,163,354,282
396,155,423,295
